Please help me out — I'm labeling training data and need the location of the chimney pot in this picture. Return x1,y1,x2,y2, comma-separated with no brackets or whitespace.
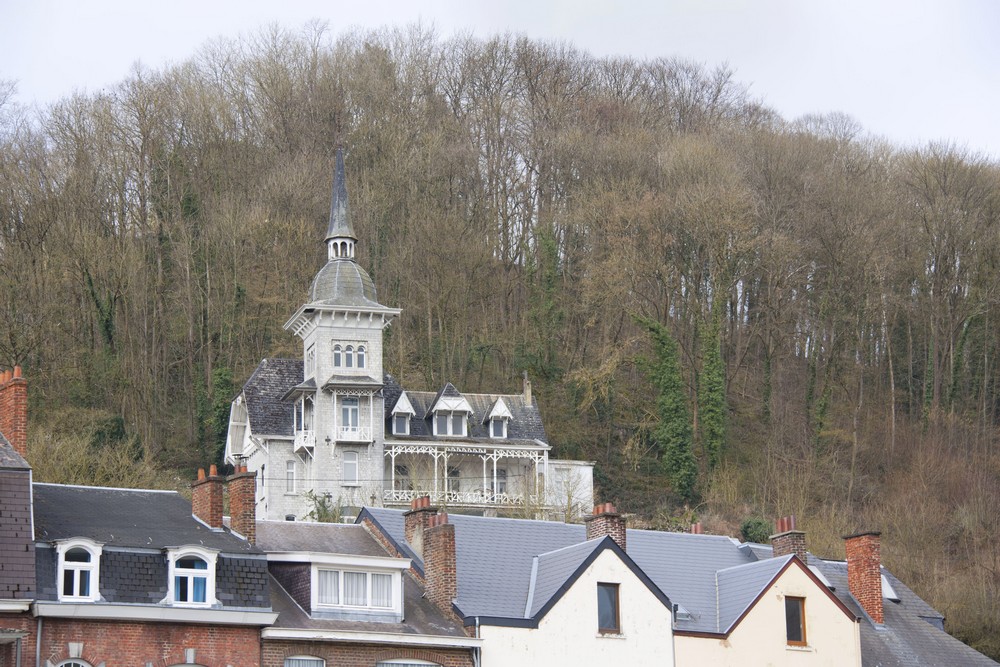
585,502,627,551
12,366,21,379
191,467,224,529
209,463,218,477
198,468,206,480
771,515,807,562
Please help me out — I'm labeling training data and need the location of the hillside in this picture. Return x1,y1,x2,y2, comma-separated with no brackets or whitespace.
1,25,998,657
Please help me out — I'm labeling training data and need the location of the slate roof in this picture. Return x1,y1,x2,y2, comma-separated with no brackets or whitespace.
360,506,999,664
383,376,547,443
32,483,259,553
0,434,29,469
243,358,303,437
309,259,384,308
256,520,391,558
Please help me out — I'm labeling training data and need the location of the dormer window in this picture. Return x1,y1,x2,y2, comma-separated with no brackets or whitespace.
391,391,415,436
313,566,400,612
485,397,512,439
167,547,218,607
490,417,507,438
393,414,409,435
57,539,102,602
434,411,467,437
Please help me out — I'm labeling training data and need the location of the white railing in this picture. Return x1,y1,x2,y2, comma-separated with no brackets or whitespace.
383,488,541,507
293,430,315,453
337,426,372,443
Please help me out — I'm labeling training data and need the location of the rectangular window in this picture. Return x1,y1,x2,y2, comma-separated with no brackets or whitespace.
343,451,359,485
305,344,316,377
286,460,296,493
344,571,367,606
435,413,448,434
342,397,359,431
317,569,340,604
493,468,507,494
371,573,393,607
451,413,466,436
597,583,620,634
786,596,806,645
393,414,409,435
491,418,505,438
447,466,461,493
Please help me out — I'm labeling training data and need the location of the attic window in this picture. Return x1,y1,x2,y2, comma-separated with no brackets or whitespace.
490,417,507,438
785,596,807,646
393,414,409,435
167,547,218,607
315,568,395,609
57,539,102,602
597,582,620,634
434,411,467,437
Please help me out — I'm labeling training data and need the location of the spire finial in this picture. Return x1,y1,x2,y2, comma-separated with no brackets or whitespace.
325,146,356,260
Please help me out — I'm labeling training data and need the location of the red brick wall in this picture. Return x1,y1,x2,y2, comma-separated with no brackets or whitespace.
585,503,626,552
845,531,884,624
191,468,224,529
262,639,474,667
0,612,34,667
229,470,257,544
424,516,457,616
771,531,807,562
32,619,260,667
0,367,28,459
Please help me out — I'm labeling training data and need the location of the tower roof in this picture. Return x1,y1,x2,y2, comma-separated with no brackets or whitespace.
325,146,355,243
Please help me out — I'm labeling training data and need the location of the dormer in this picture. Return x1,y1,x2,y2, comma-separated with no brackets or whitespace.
426,384,473,437
484,397,513,438
390,391,415,436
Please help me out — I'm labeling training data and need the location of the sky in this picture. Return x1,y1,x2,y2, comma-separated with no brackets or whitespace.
2,0,999,159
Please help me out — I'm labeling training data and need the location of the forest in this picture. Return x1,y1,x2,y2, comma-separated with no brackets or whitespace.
1,24,998,656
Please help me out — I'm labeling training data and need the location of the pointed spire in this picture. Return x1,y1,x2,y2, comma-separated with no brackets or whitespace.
325,146,357,260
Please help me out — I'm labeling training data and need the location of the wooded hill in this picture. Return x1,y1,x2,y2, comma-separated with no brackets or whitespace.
1,25,998,657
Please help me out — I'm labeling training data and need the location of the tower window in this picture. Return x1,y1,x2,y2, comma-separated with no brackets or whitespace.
333,344,342,367
345,345,354,368
357,345,366,369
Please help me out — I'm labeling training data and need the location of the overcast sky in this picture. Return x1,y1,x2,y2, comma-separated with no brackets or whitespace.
2,0,998,159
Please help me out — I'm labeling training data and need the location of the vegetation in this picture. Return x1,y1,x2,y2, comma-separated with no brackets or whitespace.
2,24,1000,656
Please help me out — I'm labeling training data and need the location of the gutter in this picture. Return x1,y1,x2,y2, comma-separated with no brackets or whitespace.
261,627,482,648
32,602,278,626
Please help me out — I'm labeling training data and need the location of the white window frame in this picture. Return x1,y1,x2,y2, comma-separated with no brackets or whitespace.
341,397,360,434
286,460,296,494
56,538,103,602
166,546,218,607
447,466,461,493
343,451,359,485
393,413,409,435
285,657,325,667
345,345,354,368
305,343,316,378
433,410,468,437
489,417,508,438
493,468,508,494
357,345,366,369
376,661,442,667
312,566,397,611
333,344,342,367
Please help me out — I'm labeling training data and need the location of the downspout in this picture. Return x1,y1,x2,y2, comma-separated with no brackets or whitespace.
35,617,42,667
473,616,481,667
670,605,678,667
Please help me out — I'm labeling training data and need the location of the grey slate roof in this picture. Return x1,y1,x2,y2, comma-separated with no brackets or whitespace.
716,554,794,632
32,483,259,553
309,259,384,308
526,539,604,617
325,147,355,242
243,358,303,437
256,520,391,558
384,377,547,443
0,434,28,469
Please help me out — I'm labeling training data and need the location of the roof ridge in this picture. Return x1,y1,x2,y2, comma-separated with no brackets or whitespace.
716,553,793,575
33,482,178,494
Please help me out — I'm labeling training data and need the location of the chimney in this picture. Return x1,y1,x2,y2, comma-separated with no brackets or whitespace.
845,531,884,624
191,465,224,529
404,495,438,558
0,366,28,458
228,465,258,544
522,371,532,406
424,512,458,616
690,522,703,535
771,515,807,562
585,502,626,551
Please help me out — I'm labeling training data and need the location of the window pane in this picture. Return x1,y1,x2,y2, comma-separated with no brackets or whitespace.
345,346,354,368
357,347,366,368
79,570,90,597
65,547,91,563
394,415,408,434
63,569,74,596
344,571,367,606
286,658,325,667
318,570,339,604
178,556,207,569
372,573,392,607
436,414,448,434
193,576,206,603
452,414,465,436
786,597,805,643
175,575,187,601
597,583,619,632
333,346,341,367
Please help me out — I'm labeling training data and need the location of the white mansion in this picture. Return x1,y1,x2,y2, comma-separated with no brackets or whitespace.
224,149,594,521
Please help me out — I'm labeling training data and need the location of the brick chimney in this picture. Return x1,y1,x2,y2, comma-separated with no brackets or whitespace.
585,502,626,551
522,371,532,406
845,531,884,624
771,515,807,562
228,465,257,544
424,512,458,616
0,366,28,459
404,495,438,558
690,522,704,534
191,465,224,529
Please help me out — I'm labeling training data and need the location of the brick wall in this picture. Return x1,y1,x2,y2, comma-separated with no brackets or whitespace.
3,618,260,667
228,469,257,544
262,639,474,667
0,367,28,458
845,531,884,624
191,466,224,529
0,469,34,599
585,503,627,551
424,514,457,616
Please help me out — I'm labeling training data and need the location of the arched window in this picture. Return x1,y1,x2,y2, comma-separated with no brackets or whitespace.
357,345,366,369
345,345,354,368
57,661,94,667
285,658,324,667
333,344,342,367
376,661,442,667
167,547,218,606
57,539,102,602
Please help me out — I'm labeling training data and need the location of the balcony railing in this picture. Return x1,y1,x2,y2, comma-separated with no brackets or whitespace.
383,488,543,508
294,430,315,453
337,426,372,443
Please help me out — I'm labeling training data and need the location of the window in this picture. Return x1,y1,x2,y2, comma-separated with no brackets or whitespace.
786,596,806,646
285,658,325,667
57,540,102,602
167,548,217,606
433,411,467,437
305,344,316,377
447,466,460,493
394,464,412,490
492,468,507,494
341,397,359,433
295,395,314,432
57,662,93,667
393,414,409,435
345,345,354,368
597,583,620,634
490,417,507,438
343,451,359,485
333,344,342,367
357,345,366,369
286,460,296,493
315,569,394,609
377,662,441,667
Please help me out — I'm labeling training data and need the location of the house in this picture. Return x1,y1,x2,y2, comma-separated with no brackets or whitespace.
254,518,480,667
360,499,1000,667
223,148,593,522
0,368,277,667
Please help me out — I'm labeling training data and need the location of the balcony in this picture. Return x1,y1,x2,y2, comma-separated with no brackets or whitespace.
383,488,541,508
294,430,315,454
337,426,372,443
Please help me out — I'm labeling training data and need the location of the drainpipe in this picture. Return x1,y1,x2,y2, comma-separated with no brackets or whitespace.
670,604,678,667
473,616,481,667
35,617,42,667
